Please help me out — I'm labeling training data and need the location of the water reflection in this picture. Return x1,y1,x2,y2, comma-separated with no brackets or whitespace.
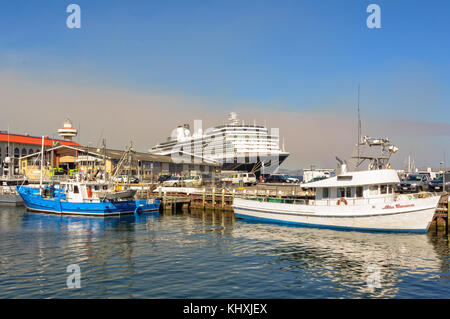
232,219,447,298
0,206,449,298
0,208,161,298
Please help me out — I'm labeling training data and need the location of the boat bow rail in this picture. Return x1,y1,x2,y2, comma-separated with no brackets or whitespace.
236,192,438,207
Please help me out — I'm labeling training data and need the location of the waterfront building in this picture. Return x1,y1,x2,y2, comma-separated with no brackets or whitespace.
0,132,80,175
19,144,218,182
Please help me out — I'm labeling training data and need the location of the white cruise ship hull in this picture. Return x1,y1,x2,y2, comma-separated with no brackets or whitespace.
233,195,441,233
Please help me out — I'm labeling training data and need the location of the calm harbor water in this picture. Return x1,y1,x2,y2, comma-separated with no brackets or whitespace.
0,206,449,299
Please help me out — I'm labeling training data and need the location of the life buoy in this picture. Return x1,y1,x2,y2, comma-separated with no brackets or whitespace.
86,187,92,198
337,197,348,206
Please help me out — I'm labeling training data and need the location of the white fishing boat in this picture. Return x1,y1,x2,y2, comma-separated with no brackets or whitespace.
233,137,441,233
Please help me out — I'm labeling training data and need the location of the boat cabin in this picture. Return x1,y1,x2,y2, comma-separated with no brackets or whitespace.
301,169,400,205
61,181,109,203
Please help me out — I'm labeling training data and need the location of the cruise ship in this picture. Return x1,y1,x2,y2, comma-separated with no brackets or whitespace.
149,113,289,175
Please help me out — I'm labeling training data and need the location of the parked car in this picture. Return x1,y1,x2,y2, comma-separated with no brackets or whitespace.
157,174,172,183
286,176,300,183
128,176,139,183
112,175,132,183
397,174,431,193
162,176,183,187
289,175,303,183
428,172,450,192
264,174,290,183
183,175,202,187
218,172,257,186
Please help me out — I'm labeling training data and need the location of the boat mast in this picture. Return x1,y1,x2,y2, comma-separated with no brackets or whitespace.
7,123,10,158
128,141,132,183
39,136,44,192
7,123,11,178
103,138,106,181
357,84,361,162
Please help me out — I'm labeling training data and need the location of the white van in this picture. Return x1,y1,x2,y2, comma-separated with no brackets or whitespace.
219,172,257,186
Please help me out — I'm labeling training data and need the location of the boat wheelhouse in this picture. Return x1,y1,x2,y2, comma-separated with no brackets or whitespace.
305,168,400,206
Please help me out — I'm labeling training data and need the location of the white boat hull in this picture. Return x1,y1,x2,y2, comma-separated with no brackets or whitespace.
233,196,441,233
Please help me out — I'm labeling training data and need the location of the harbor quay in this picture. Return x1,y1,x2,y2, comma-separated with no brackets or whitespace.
119,181,449,233
1,118,449,233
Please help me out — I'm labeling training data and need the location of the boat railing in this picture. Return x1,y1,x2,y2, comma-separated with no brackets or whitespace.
240,191,436,206
0,186,18,194
243,196,308,205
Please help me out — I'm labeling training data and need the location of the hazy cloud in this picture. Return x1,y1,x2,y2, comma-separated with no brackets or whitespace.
1,71,448,170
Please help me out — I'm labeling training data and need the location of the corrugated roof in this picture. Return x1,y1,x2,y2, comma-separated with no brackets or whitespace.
19,143,218,166
77,146,173,163
77,147,218,166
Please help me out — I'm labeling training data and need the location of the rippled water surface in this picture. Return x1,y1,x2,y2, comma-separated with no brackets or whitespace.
0,206,449,298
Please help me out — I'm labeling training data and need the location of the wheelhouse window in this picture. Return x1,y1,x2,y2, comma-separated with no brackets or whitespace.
74,186,79,194
323,188,329,198
380,185,387,194
356,186,363,198
338,188,346,198
346,188,352,198
369,186,379,196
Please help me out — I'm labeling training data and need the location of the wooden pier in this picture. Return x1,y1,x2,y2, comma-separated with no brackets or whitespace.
161,194,192,211
430,194,449,234
156,184,312,212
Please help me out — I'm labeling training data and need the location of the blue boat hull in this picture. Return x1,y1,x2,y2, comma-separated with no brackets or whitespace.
17,186,160,216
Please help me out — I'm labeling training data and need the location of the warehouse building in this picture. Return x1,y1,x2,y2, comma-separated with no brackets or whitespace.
19,144,218,181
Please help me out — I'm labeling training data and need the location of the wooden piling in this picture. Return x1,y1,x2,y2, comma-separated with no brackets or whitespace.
202,188,206,209
222,189,225,208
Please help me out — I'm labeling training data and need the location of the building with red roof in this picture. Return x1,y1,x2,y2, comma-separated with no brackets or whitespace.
1,119,80,169
0,132,81,171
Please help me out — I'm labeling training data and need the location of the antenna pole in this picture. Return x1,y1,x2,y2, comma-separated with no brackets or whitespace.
40,136,44,192
7,123,10,157
357,84,361,161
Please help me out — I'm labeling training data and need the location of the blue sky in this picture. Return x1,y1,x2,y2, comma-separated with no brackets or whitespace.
0,0,449,168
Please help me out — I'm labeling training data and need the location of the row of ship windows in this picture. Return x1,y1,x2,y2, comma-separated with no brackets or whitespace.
164,141,279,149
205,134,277,140
214,127,267,132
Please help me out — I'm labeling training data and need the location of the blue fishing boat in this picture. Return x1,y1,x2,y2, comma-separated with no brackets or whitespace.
16,181,160,216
